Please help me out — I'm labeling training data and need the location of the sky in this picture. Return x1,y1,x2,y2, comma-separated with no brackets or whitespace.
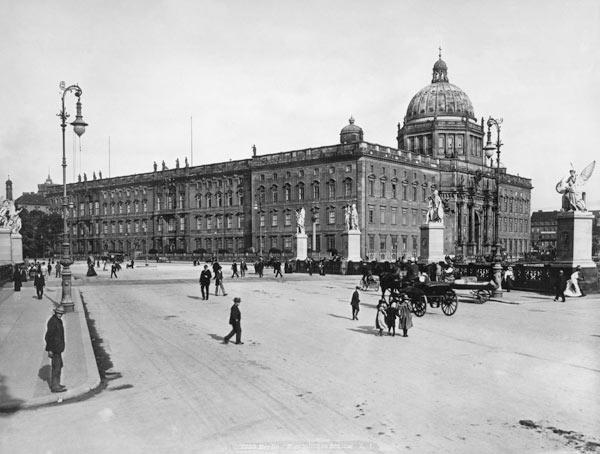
1,0,599,211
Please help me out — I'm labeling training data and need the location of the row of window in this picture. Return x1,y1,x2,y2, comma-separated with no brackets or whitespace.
258,165,353,182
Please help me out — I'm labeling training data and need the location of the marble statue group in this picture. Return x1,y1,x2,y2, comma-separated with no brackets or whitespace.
0,198,22,234
343,204,359,231
426,190,444,223
555,161,596,212
0,199,22,233
295,207,305,234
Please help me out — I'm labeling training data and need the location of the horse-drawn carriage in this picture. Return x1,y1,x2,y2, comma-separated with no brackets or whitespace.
394,281,458,317
381,272,458,317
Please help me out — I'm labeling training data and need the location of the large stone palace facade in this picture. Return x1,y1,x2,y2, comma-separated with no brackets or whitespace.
44,55,532,261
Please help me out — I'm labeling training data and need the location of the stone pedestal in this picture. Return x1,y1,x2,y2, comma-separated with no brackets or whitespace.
556,211,595,267
0,228,23,264
295,233,308,260
0,228,12,264
342,230,362,262
418,222,445,264
555,211,598,293
10,233,23,264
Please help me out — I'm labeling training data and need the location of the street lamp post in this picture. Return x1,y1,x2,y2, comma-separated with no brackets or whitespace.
483,116,503,297
57,82,88,312
143,221,149,266
253,196,263,257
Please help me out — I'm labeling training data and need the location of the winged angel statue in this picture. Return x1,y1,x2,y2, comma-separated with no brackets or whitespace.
555,161,596,212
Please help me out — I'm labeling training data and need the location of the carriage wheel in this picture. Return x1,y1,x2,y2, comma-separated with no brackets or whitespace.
475,289,488,303
411,294,427,317
442,290,458,316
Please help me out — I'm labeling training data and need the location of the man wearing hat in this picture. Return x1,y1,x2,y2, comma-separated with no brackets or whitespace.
44,305,67,393
223,297,243,345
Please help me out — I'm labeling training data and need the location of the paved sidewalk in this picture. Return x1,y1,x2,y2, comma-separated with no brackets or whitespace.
0,279,100,411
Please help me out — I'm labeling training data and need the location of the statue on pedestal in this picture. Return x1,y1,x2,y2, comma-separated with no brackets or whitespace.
555,161,595,212
426,190,444,223
295,207,305,234
350,203,359,230
344,205,351,230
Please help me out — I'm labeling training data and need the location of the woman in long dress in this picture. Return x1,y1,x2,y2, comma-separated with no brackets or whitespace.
375,299,388,336
564,266,583,297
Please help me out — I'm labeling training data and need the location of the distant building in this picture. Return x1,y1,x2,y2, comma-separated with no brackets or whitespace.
14,192,51,213
43,54,532,261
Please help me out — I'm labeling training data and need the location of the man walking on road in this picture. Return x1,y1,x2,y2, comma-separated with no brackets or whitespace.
34,267,46,299
45,305,67,393
200,264,212,300
223,297,243,344
554,270,567,302
350,286,360,320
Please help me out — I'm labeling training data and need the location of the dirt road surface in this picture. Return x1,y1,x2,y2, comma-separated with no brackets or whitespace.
1,263,599,453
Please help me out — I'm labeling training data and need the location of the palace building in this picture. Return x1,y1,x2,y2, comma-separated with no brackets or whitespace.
44,54,532,262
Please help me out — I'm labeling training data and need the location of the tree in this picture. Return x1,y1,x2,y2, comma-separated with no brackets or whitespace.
19,210,62,259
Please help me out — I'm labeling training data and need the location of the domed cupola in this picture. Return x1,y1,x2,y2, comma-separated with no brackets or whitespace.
340,116,364,144
397,49,485,162
404,51,475,123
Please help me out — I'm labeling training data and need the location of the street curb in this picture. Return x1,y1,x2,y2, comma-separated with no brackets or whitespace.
0,289,101,412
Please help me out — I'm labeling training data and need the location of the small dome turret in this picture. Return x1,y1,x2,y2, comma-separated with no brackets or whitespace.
340,116,363,144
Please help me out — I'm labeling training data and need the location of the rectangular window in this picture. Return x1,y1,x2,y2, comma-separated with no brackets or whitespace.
94,202,99,215
103,224,108,234
412,209,417,226
402,208,408,225
79,203,85,216
402,184,407,201
143,200,148,212
259,214,265,228
368,207,374,223
391,183,397,199
344,181,352,197
369,180,374,197
391,207,397,225
328,183,335,198
196,218,202,230
380,206,385,224
284,236,292,250
271,213,278,227
412,186,418,202
180,217,185,231
179,194,185,209
226,216,232,229
380,181,385,198
285,212,291,226
328,210,336,224
207,218,212,230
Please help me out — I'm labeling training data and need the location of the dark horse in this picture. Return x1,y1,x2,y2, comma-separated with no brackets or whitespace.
379,268,404,299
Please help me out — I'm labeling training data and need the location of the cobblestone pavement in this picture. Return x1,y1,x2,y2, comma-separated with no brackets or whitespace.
1,262,599,454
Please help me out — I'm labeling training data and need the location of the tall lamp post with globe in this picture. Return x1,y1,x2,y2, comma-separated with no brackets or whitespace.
483,116,503,297
57,82,88,312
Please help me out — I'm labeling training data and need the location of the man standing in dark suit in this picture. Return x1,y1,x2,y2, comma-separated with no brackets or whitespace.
199,264,212,300
350,286,360,320
45,305,67,393
223,297,243,344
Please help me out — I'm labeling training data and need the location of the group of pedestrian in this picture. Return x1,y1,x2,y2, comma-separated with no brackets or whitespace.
375,294,413,337
351,287,412,337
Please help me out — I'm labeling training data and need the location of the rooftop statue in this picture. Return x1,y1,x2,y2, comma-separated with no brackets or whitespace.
555,161,595,212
